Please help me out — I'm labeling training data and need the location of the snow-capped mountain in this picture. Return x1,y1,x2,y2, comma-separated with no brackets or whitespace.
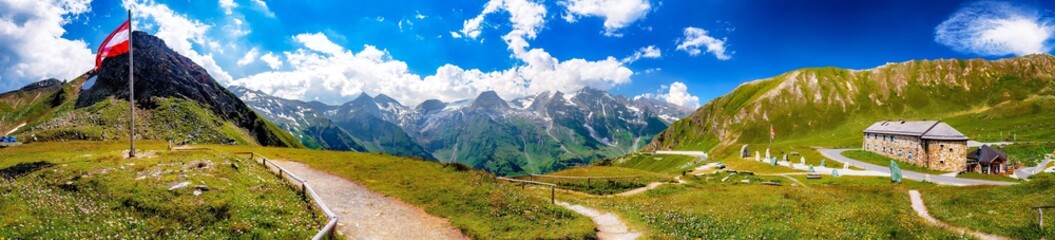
232,86,693,175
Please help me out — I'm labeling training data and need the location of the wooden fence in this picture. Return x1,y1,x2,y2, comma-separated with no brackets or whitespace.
1034,205,1055,230
239,152,339,240
527,174,639,186
497,177,557,204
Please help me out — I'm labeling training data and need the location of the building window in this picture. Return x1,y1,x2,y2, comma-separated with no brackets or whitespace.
950,148,954,152
908,152,913,159
898,150,902,156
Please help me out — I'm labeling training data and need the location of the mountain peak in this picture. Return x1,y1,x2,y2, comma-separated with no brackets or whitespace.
75,31,300,147
470,90,509,109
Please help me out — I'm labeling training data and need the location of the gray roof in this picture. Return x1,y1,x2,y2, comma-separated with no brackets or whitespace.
967,145,1008,164
863,120,968,141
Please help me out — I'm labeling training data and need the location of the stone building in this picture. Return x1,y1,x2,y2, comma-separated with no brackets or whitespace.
861,120,968,172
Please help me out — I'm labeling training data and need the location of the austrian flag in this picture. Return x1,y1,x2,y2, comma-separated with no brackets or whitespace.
95,20,131,69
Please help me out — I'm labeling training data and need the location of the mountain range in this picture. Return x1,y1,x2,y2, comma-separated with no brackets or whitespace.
646,54,1055,157
231,86,693,175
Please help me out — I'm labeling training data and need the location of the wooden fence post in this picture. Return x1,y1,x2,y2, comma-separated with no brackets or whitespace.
551,186,555,204
1041,208,1045,231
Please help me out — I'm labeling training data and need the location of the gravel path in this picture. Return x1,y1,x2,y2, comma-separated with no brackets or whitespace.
908,190,1008,240
271,160,467,240
557,201,641,240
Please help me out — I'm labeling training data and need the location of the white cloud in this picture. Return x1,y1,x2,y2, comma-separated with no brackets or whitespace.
621,45,661,63
415,11,427,20
935,1,1054,56
676,26,731,60
459,0,547,58
376,16,385,22
250,0,275,18
0,0,95,91
450,31,463,38
293,33,345,55
259,52,283,69
218,0,237,15
124,0,235,84
237,47,259,66
560,0,652,37
231,32,632,106
635,82,699,108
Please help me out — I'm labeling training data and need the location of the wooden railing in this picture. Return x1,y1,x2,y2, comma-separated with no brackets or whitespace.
238,152,339,240
1033,205,1055,230
527,174,639,186
497,177,556,204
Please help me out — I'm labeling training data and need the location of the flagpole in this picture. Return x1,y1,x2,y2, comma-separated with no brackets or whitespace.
128,9,136,158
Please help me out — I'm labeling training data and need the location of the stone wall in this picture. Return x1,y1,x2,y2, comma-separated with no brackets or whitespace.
924,140,967,172
862,133,966,172
863,133,925,166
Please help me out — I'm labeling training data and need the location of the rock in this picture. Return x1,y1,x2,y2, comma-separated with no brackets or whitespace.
169,181,190,191
193,189,202,196
740,179,751,184
195,185,210,191
230,162,239,171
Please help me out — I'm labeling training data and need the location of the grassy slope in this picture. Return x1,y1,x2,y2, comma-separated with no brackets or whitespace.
922,173,1055,239
0,141,320,239
3,74,302,149
649,55,1055,162
529,166,674,195
553,172,960,239
204,145,594,239
610,153,703,175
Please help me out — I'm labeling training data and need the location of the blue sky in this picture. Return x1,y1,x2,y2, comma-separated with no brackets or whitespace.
2,0,1054,107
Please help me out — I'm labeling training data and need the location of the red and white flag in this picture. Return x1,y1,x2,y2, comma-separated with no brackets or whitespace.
95,20,131,69
770,125,775,139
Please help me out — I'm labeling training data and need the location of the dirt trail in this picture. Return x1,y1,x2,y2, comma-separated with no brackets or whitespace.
557,201,641,240
271,160,467,240
5,122,25,136
615,176,685,196
908,190,1008,240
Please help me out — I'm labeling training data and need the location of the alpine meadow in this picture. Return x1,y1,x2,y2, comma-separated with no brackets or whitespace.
2,0,1055,239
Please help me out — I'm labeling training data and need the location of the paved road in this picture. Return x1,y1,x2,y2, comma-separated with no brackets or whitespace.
818,149,1015,186
272,160,467,240
1015,157,1053,180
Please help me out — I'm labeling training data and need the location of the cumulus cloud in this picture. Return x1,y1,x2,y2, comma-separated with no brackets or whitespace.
0,0,95,91
676,27,731,60
237,47,259,66
621,45,661,63
293,33,345,55
560,0,652,37
124,0,234,84
250,0,275,18
635,82,699,108
259,52,283,69
230,32,632,106
459,0,547,58
935,1,1054,56
218,0,237,15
